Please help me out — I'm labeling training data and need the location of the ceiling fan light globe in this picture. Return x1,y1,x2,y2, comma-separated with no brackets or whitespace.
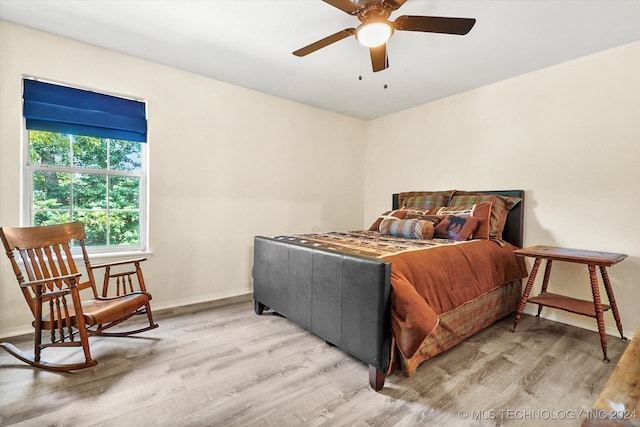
356,22,393,48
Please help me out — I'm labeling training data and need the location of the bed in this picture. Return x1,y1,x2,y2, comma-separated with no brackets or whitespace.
252,190,527,391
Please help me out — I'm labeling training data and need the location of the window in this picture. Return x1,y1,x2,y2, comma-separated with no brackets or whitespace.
22,79,147,252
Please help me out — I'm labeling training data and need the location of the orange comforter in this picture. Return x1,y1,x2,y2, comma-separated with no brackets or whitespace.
383,240,527,358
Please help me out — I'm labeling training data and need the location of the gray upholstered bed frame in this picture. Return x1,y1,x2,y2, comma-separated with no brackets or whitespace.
252,190,524,391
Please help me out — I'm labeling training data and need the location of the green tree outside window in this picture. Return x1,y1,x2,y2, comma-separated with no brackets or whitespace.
29,130,144,249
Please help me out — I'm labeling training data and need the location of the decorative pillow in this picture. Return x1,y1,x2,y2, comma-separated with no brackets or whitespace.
403,212,444,226
448,195,521,240
368,209,408,231
399,207,431,215
379,218,435,239
402,194,448,210
451,192,521,210
397,190,456,209
434,215,480,241
432,201,492,240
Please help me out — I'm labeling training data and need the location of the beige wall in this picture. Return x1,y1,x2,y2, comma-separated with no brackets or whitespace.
1,20,638,340
365,41,640,337
0,21,365,336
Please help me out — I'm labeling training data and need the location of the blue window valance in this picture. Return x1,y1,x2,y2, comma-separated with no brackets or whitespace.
23,79,147,142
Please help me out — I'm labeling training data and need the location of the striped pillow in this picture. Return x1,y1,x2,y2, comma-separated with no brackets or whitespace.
379,218,435,240
368,209,408,231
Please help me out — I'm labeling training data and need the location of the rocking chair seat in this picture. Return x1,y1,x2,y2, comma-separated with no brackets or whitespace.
39,291,153,328
81,292,152,325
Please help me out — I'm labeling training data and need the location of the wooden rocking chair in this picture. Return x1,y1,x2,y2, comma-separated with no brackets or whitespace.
0,221,158,371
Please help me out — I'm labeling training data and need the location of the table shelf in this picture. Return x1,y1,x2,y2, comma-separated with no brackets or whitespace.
528,292,611,318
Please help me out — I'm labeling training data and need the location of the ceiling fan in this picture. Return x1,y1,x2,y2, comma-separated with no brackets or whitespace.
293,0,476,72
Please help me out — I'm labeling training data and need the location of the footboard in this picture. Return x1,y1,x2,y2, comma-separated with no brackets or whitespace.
252,236,392,390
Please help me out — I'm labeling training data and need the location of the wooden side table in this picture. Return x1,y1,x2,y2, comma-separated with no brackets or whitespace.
512,245,628,362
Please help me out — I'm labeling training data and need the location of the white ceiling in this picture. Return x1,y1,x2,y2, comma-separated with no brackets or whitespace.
2,0,640,120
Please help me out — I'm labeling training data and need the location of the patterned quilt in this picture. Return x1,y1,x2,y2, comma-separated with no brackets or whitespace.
274,230,464,258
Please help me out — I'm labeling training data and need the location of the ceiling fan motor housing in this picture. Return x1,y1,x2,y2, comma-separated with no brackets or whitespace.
357,2,392,23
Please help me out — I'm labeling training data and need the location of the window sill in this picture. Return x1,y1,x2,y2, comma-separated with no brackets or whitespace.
71,250,154,263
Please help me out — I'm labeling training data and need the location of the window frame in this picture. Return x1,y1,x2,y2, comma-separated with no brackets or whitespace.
22,119,149,255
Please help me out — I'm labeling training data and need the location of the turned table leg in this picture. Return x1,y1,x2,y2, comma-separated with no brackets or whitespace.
537,259,553,317
589,265,609,362
513,257,542,332
600,266,627,341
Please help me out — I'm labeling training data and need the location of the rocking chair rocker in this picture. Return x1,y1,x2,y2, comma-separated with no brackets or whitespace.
0,221,158,371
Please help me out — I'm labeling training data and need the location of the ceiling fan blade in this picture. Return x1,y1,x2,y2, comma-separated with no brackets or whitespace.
293,28,356,57
394,15,476,35
323,0,361,15
370,44,389,72
382,0,407,11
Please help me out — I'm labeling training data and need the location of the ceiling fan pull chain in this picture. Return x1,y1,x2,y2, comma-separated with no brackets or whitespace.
359,45,364,80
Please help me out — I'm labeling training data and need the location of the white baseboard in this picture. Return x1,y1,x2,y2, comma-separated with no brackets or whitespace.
0,287,254,340
150,287,254,312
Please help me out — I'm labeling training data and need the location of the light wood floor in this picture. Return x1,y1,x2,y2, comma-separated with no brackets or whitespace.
0,295,628,427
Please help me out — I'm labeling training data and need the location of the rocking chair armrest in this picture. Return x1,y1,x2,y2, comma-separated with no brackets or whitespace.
90,257,147,270
94,258,150,297
19,273,82,289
